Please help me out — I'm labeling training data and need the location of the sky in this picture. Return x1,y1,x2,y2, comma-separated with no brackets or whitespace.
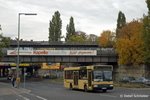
0,0,148,41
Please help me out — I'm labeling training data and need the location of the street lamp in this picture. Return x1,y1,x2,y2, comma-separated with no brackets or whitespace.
17,13,37,88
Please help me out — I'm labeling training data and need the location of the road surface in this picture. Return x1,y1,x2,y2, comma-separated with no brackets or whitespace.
0,80,150,100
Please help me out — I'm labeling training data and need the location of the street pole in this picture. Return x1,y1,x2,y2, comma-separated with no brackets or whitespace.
17,13,21,79
17,13,37,88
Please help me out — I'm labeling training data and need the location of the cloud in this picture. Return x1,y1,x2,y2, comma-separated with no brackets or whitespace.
0,0,148,41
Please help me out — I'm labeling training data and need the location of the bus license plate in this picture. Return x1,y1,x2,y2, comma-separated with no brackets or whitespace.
102,88,106,89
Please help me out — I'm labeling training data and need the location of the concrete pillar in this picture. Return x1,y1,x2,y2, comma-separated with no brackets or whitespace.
2,68,5,77
0,68,1,77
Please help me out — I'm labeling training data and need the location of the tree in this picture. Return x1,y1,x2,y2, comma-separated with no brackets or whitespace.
116,11,126,38
115,20,144,65
146,0,150,14
67,31,87,43
0,25,10,59
142,0,150,64
49,21,54,41
65,16,75,42
68,35,85,43
49,11,62,42
87,34,98,42
99,30,114,47
143,16,150,64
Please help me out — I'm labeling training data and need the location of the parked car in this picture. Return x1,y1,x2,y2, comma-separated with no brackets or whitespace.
131,77,150,85
120,76,135,83
145,80,150,85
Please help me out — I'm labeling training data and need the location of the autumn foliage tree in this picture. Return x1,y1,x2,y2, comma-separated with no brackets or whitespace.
99,30,114,47
115,20,144,65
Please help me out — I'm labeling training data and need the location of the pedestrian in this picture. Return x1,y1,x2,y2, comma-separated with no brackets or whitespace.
11,75,16,87
16,77,20,88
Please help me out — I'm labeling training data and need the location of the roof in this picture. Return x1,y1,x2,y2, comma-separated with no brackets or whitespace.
10,40,99,47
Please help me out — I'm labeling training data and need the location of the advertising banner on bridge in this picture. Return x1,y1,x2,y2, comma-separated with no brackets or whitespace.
7,50,97,56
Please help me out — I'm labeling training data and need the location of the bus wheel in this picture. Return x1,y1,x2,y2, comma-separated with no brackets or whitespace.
102,89,107,92
84,85,88,92
70,84,73,90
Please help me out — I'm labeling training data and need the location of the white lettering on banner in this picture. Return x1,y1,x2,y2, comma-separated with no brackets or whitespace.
7,50,97,56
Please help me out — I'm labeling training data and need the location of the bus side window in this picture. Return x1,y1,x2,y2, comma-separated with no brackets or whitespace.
79,70,87,79
65,71,73,79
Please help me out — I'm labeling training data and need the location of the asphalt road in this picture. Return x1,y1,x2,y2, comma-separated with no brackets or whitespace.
0,80,150,100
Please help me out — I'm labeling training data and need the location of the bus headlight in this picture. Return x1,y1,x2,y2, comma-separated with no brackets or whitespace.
93,85,98,87
110,84,113,87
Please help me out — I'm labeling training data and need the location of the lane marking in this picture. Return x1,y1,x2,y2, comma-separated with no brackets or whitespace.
26,92,47,100
18,94,30,100
10,89,30,100
36,96,48,100
12,89,47,100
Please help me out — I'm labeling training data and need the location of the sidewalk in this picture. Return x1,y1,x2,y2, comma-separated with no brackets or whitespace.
0,82,31,96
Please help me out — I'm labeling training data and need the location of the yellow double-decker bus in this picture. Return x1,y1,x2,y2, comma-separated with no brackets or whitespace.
64,65,113,92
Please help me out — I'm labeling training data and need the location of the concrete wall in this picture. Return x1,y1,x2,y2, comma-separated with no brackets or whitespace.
117,65,150,80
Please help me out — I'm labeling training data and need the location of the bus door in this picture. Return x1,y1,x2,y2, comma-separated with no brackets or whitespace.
88,70,92,87
73,71,79,86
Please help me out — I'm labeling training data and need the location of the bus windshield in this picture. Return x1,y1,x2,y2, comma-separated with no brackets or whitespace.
103,71,112,81
93,71,112,81
93,71,103,81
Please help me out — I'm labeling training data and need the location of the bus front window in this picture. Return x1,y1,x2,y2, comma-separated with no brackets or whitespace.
103,71,112,81
93,71,112,81
93,71,103,81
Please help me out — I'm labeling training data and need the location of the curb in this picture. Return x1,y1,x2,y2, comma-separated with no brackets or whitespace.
115,87,150,90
